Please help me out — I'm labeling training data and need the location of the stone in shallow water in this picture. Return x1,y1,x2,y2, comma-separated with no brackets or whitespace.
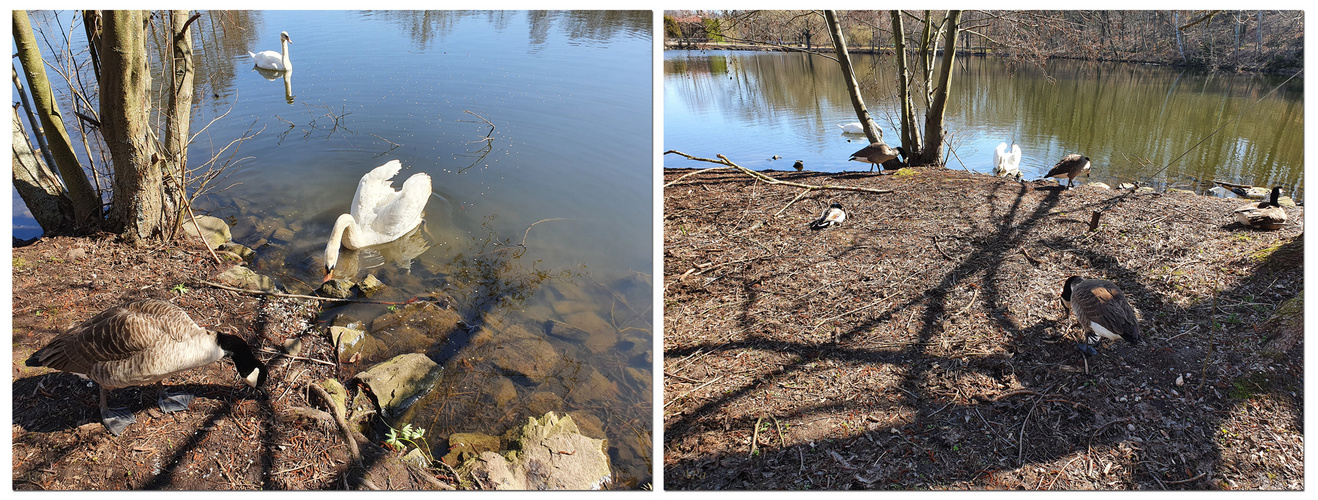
218,265,279,293
489,325,563,384
317,279,354,299
525,391,564,416
489,377,518,408
217,242,255,263
354,353,443,419
566,366,618,405
441,432,501,467
357,274,386,297
459,412,611,490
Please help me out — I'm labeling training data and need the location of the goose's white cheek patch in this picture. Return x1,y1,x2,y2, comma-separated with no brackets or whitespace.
246,369,263,387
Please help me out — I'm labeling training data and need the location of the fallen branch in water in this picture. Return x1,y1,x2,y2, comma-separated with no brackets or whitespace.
197,279,419,305
664,150,894,196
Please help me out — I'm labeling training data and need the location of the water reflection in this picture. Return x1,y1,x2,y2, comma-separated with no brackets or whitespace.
665,50,1303,200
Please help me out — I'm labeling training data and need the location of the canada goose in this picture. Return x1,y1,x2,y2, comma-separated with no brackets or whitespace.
1233,186,1287,230
1045,154,1091,189
992,142,1022,179
809,202,846,230
849,142,906,172
1060,276,1141,355
793,160,804,172
837,122,865,134
325,160,431,281
248,31,292,71
25,300,267,436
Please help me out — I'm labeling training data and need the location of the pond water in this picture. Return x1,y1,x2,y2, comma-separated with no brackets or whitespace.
14,10,652,488
664,50,1304,201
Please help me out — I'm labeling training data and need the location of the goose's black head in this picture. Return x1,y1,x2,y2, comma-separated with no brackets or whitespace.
217,333,269,389
1060,275,1084,310
830,202,843,210
895,147,907,160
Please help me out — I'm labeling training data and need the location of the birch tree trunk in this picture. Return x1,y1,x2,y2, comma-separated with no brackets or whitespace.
12,107,72,234
921,10,961,167
890,11,922,160
13,10,101,230
100,9,175,245
823,10,882,144
162,10,196,239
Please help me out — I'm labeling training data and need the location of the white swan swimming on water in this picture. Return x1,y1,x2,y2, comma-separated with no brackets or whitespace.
993,142,1022,178
324,160,431,280
248,31,292,71
837,122,865,134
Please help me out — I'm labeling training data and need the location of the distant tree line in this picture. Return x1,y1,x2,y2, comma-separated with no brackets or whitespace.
664,10,1303,72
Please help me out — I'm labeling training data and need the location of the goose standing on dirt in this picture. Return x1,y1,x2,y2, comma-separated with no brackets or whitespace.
324,160,431,281
1233,185,1287,230
849,142,906,172
248,31,292,71
25,300,268,436
993,142,1023,179
1046,154,1091,189
809,202,846,230
1060,276,1141,356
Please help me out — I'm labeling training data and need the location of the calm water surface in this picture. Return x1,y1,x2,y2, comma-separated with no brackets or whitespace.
16,10,652,487
664,50,1304,200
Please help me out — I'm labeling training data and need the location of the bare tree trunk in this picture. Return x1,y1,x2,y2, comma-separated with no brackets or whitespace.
100,9,174,245
13,10,101,230
890,11,922,159
823,10,882,144
921,10,961,167
162,10,197,239
12,107,72,234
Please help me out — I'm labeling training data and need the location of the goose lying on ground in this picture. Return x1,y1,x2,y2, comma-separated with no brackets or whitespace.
324,160,431,281
809,202,846,230
1046,154,1091,189
1233,186,1287,230
1060,276,1141,356
248,31,292,71
25,300,267,436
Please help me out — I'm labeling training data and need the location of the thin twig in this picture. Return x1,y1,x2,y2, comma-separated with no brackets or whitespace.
664,375,724,409
522,218,569,246
931,236,954,260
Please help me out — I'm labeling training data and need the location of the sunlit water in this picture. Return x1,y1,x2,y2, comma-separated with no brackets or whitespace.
13,10,652,487
664,50,1303,201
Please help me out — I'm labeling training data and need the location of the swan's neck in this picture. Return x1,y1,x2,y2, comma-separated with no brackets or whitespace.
326,214,360,272
280,38,292,70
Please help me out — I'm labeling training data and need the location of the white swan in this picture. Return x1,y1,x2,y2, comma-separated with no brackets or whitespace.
248,31,292,71
837,122,865,134
993,142,1022,178
324,160,431,280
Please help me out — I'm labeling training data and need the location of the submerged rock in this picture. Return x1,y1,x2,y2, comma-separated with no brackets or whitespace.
318,279,354,299
442,432,501,467
489,377,518,408
459,412,611,490
354,353,444,419
217,242,256,263
490,325,563,384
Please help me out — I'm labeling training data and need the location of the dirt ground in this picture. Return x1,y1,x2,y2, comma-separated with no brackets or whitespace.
11,235,451,490
662,165,1303,490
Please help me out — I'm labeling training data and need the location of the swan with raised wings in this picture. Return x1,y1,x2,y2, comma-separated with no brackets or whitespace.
324,160,431,280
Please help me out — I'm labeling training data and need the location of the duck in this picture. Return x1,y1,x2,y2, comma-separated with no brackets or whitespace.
992,142,1022,179
837,122,865,134
1060,276,1141,355
248,31,292,71
849,142,906,172
809,202,846,230
793,160,804,172
24,300,267,436
1233,185,1287,230
1045,154,1091,189
325,160,431,281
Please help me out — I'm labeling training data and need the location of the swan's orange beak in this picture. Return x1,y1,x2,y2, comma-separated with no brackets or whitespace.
323,268,334,283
